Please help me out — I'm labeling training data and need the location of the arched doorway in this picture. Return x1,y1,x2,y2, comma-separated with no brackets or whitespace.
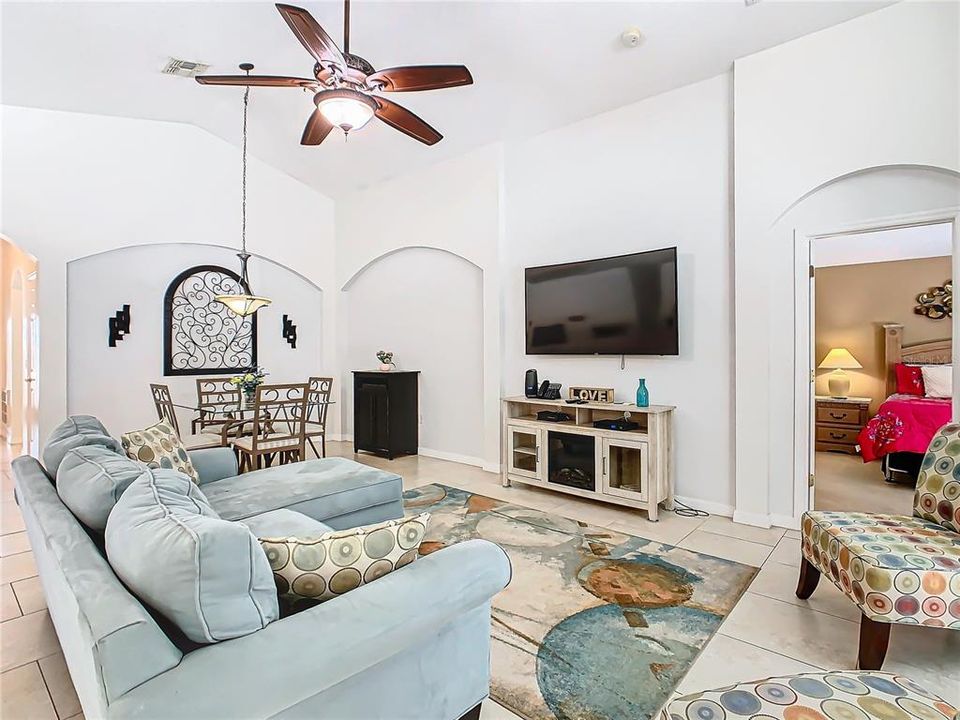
780,166,960,522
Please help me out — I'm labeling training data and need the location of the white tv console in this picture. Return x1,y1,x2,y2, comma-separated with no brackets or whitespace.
501,396,675,521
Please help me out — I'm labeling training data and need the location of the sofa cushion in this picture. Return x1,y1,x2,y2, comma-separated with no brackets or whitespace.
42,415,122,478
202,457,402,528
57,445,143,530
120,421,199,482
105,469,279,644
241,509,332,538
914,423,960,533
259,512,430,601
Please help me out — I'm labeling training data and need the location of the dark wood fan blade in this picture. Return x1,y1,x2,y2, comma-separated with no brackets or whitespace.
301,109,335,145
367,65,473,92
276,4,346,70
374,97,442,145
196,75,318,88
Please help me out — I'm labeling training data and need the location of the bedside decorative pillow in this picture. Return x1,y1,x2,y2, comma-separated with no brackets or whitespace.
259,512,430,602
920,364,952,399
894,363,925,396
121,421,198,482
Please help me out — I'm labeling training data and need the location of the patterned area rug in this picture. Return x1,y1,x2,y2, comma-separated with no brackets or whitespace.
403,484,757,720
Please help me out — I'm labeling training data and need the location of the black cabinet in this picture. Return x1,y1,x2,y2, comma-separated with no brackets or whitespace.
353,371,419,459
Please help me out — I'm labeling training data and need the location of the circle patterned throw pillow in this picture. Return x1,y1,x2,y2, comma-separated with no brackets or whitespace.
259,512,430,602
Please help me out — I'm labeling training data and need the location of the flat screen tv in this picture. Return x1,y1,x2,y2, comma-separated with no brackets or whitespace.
525,247,678,356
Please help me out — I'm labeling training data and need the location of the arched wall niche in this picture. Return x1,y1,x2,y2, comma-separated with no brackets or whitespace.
66,242,329,437
737,163,960,527
339,246,487,465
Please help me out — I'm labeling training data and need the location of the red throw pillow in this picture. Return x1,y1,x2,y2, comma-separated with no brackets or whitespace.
894,363,925,395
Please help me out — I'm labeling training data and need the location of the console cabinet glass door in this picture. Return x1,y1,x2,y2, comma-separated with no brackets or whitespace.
601,438,648,501
507,425,542,479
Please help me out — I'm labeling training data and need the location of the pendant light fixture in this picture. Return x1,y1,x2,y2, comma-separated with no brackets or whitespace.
216,62,272,317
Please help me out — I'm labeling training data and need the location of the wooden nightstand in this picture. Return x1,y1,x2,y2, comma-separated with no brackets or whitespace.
815,396,871,454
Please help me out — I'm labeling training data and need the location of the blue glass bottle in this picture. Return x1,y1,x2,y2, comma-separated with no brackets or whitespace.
636,378,649,408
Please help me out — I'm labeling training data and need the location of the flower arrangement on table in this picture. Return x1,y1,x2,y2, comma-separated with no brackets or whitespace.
230,367,268,406
376,350,394,372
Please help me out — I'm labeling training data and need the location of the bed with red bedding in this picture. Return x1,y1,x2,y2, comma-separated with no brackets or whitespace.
856,325,951,476
858,393,952,462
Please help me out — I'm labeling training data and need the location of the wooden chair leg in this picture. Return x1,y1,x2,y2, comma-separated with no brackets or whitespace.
321,434,326,458
307,437,319,459
857,615,891,670
458,703,481,720
796,556,821,599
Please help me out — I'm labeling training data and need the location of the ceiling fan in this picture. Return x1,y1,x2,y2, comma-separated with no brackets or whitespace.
196,1,472,146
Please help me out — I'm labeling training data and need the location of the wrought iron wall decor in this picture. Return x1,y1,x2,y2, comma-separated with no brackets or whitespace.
163,265,257,375
108,304,131,347
914,279,952,320
282,314,297,349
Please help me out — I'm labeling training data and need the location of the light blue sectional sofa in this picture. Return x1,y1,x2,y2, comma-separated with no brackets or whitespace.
13,416,511,720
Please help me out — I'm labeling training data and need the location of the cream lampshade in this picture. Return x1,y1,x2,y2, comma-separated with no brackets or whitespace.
818,347,863,398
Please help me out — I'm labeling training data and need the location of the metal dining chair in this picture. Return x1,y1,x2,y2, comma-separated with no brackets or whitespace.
226,383,310,473
149,383,222,450
305,376,333,458
192,378,242,435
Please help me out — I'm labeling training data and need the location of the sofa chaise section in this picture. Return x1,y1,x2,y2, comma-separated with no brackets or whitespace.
199,455,404,530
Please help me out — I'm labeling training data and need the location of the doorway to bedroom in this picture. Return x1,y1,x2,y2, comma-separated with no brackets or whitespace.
810,222,954,514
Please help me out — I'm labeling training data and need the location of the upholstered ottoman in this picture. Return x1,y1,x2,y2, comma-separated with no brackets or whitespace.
201,457,404,530
663,672,958,720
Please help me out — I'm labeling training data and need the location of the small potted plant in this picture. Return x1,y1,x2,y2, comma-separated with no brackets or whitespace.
376,350,394,372
230,366,268,407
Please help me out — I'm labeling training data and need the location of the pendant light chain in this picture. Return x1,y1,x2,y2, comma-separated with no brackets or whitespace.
241,83,249,258
212,62,272,317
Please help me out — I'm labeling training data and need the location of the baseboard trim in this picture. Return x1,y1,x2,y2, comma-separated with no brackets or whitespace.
769,513,801,530
732,510,773,529
481,462,501,474
673,495,734,518
417,447,485,468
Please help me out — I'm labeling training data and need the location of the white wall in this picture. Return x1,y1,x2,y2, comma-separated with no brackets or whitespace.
503,74,734,512
343,247,483,463
336,76,735,512
67,243,326,437
336,145,502,469
0,106,337,442
734,1,960,526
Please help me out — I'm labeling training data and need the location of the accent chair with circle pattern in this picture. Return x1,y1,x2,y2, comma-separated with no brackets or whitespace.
662,671,958,720
797,423,960,670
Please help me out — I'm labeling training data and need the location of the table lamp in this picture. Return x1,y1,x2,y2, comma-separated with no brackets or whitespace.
818,347,862,398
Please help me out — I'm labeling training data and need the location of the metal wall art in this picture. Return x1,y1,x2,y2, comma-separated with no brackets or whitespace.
163,265,257,375
914,279,952,320
108,305,131,347
282,314,297,349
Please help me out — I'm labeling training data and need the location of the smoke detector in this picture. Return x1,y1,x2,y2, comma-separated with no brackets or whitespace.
620,27,643,48
161,58,211,78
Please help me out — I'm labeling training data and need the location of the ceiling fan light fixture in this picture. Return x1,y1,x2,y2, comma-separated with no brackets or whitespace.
315,88,376,132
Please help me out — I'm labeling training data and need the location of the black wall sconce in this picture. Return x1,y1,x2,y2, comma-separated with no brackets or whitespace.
282,314,297,349
108,304,131,347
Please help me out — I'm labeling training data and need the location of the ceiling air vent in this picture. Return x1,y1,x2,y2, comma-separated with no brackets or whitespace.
161,58,210,78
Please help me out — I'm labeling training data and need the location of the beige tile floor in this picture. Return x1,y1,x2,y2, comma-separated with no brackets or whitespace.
2,441,958,720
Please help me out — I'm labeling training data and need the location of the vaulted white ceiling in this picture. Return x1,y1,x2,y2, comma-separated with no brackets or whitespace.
1,1,889,198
